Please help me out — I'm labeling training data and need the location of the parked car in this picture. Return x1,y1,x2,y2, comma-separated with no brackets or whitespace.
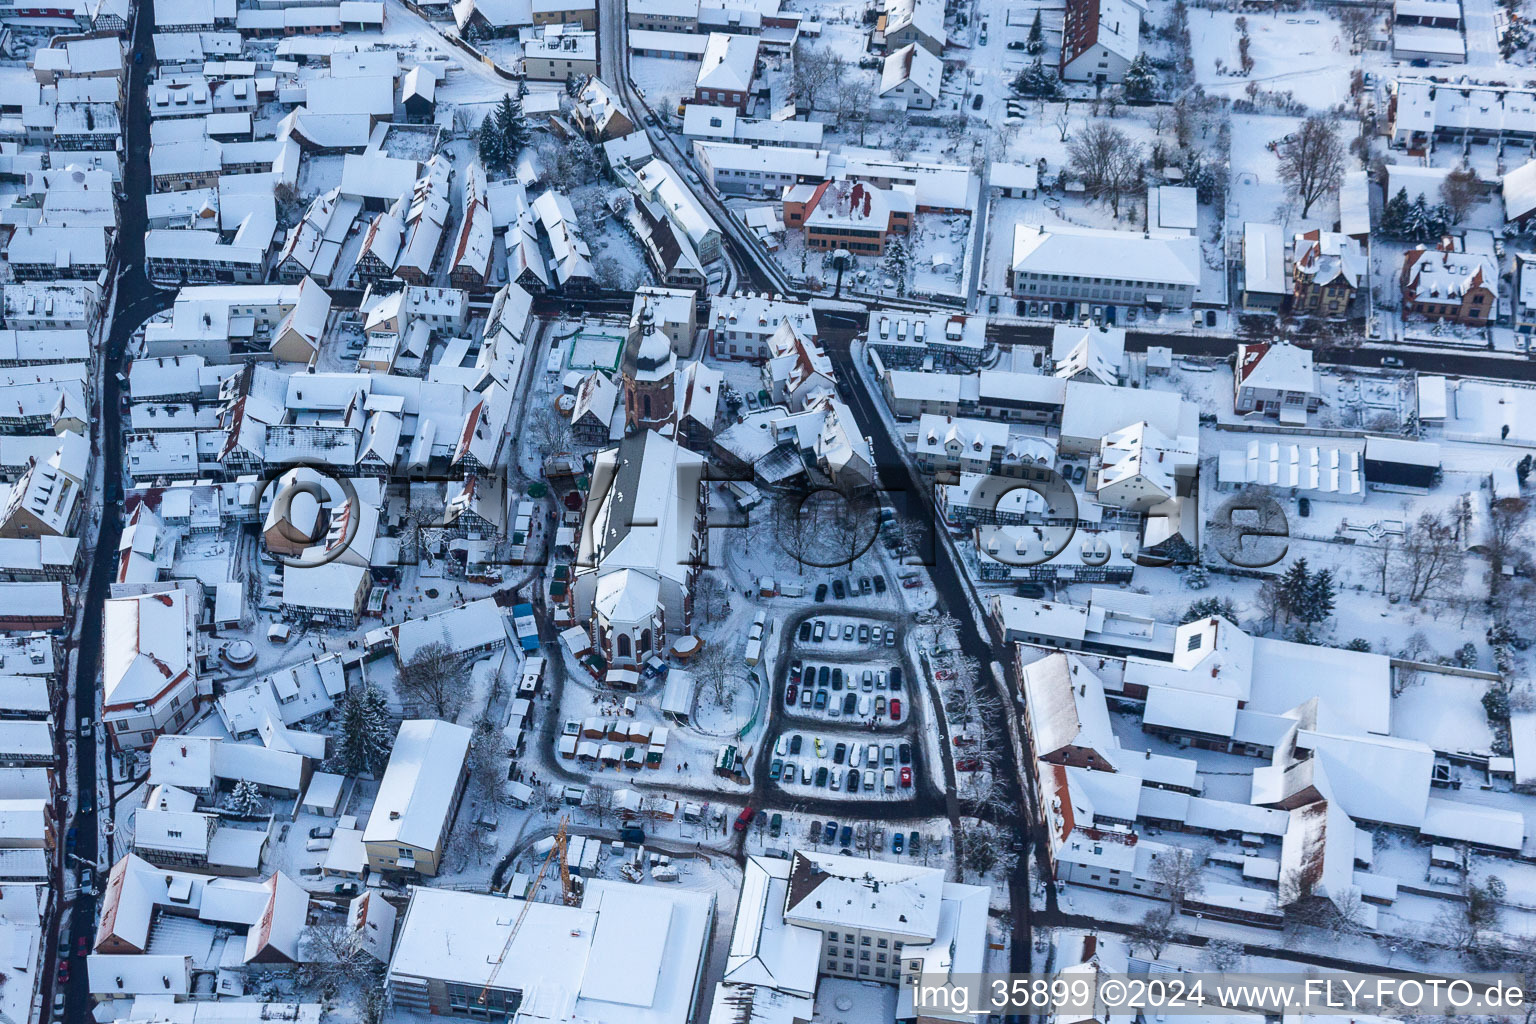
769,759,783,780
858,623,870,643
1298,497,1312,517
57,959,70,984
78,717,91,739
909,830,921,854
883,768,896,792
1205,310,1217,327
842,692,857,714
956,757,982,771
789,659,802,681
798,621,811,642
988,295,1000,313
971,92,984,110
859,576,872,594
875,695,886,716
847,768,860,792
75,936,88,957
824,820,838,843
833,742,846,764
839,825,854,847
862,670,874,691
876,670,886,690
815,767,828,787
890,698,901,721
812,620,826,641
873,576,886,594
902,577,923,589
809,819,822,841
79,866,94,892
789,734,803,755
308,826,334,840
813,690,829,710
782,761,796,782
842,623,854,641
814,583,828,602
818,665,830,687
734,808,755,832
900,766,913,787
815,737,825,758
1381,356,1405,368
899,742,911,764
832,579,846,599
890,667,903,690
862,770,875,791
800,688,813,708
893,831,905,853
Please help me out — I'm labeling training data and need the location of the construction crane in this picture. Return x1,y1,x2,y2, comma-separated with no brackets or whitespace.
479,819,571,1007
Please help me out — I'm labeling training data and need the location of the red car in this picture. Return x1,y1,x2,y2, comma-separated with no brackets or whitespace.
75,936,88,958
955,757,983,772
733,807,755,832
902,578,923,589
56,958,69,984
889,698,901,721
900,766,912,788
784,683,797,706
935,669,955,680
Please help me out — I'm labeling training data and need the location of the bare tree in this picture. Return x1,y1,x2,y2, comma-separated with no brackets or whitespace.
1202,939,1246,970
1394,508,1466,603
1149,846,1204,913
1127,906,1176,958
1439,164,1480,224
693,571,730,626
397,641,463,720
1053,107,1071,142
839,78,877,144
771,489,815,573
1485,498,1531,604
299,923,381,1000
692,638,737,713
1336,5,1375,51
466,729,506,812
1277,115,1345,217
792,43,843,112
584,781,616,825
1068,123,1145,217
1365,537,1398,595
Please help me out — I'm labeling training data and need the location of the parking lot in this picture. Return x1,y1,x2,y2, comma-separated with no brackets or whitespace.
768,730,918,800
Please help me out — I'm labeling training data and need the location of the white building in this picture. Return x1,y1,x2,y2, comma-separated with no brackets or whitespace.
1009,223,1200,309
102,587,203,751
573,431,706,666
878,42,940,109
363,719,472,878
387,882,715,1024
1060,0,1141,83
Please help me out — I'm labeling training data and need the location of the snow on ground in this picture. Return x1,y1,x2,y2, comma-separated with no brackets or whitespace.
631,56,703,119
1189,8,1352,110
1227,112,1334,235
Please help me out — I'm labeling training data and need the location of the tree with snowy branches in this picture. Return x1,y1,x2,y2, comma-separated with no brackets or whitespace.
1026,10,1044,53
1123,53,1156,101
334,684,395,777
1013,58,1059,98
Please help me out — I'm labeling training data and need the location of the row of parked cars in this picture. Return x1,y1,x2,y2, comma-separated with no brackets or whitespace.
770,734,915,793
811,819,924,856
785,660,904,721
813,574,888,602
797,617,897,646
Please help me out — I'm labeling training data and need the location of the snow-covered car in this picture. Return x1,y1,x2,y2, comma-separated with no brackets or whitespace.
883,768,896,792
842,624,854,641
775,735,789,756
783,761,796,781
875,695,886,716
883,744,896,765
862,771,875,792
858,624,870,643
812,620,826,641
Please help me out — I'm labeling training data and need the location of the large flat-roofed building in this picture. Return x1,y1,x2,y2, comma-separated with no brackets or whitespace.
386,881,715,1023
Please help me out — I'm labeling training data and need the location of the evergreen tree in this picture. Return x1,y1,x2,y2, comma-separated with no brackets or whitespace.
1403,193,1446,242
494,93,530,163
1184,596,1239,624
1013,58,1059,99
1123,53,1156,102
1300,567,1335,624
882,237,913,297
477,116,507,176
1026,10,1044,54
1277,558,1311,622
225,779,262,817
1381,186,1412,238
334,684,395,777
1344,637,1373,652
1184,564,1210,590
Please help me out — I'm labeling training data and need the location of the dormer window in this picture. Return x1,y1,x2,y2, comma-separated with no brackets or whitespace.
1186,634,1203,652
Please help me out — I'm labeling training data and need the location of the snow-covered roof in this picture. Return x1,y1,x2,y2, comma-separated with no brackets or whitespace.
363,719,473,852
102,589,195,711
724,856,824,995
1051,324,1124,385
1236,342,1315,395
1293,229,1364,289
391,598,509,664
1217,441,1363,499
879,42,940,99
989,161,1039,192
697,32,758,92
1012,222,1199,288
1243,222,1287,296
782,850,943,941
1340,169,1371,237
